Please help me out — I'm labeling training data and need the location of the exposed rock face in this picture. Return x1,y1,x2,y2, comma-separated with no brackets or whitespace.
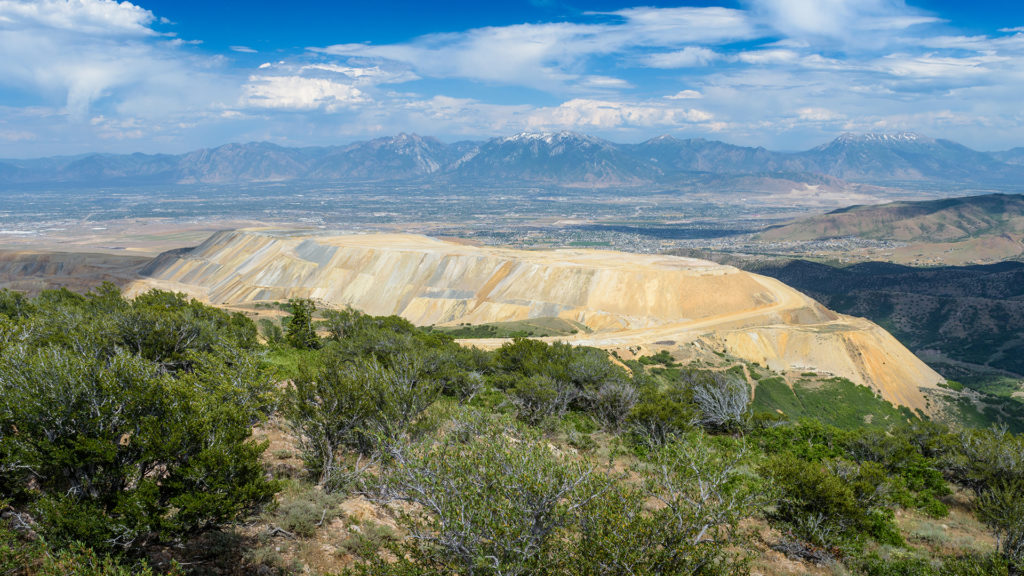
126,229,944,412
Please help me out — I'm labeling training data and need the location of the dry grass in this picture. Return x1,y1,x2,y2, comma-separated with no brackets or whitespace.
240,417,409,574
253,418,305,479
897,488,995,556
745,518,838,576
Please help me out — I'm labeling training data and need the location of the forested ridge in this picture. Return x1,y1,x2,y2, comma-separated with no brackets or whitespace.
1,287,1022,575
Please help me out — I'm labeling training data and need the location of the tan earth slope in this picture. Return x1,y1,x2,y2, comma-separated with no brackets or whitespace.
125,229,944,412
0,250,151,294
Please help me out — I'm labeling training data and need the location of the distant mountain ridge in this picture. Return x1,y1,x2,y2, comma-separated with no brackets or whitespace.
3,131,1024,188
759,193,1024,243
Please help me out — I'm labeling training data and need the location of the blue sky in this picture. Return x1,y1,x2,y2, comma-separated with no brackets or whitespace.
1,0,1024,157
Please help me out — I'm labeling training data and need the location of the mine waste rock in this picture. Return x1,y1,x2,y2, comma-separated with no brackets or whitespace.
127,229,945,413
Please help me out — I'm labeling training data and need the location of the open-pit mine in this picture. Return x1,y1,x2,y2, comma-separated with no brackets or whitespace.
124,229,945,413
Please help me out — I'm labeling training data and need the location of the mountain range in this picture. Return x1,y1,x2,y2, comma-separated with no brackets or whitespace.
3,131,1024,189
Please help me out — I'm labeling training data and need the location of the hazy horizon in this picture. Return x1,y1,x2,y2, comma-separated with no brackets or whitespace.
3,128,1023,161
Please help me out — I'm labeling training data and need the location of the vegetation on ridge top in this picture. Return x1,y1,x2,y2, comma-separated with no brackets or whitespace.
0,288,1021,575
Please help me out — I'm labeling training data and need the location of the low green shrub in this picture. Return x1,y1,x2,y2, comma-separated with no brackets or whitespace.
509,373,574,425
762,453,901,553
0,335,276,552
625,382,697,448
852,552,1010,576
349,413,761,576
1,522,181,576
284,345,438,484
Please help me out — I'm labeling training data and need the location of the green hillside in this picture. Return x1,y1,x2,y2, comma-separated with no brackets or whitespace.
758,193,1024,244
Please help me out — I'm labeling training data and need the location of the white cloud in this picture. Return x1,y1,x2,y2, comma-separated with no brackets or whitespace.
299,63,419,85
735,49,801,65
526,98,714,130
644,47,720,68
167,38,202,47
382,94,723,138
0,128,35,141
402,95,529,130
404,95,478,118
242,75,367,111
799,53,856,70
665,90,703,99
319,6,756,92
879,53,1008,78
4,0,1024,154
605,6,755,45
920,32,1024,52
235,60,425,115
576,75,632,89
322,23,599,91
0,0,231,122
0,29,217,118
0,0,156,35
89,114,147,139
796,107,844,121
752,0,939,46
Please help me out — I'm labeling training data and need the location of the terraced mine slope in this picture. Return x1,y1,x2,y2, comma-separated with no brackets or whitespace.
126,229,945,412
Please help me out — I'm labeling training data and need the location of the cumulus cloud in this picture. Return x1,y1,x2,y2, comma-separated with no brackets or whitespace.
295,1,1017,146
233,59,434,115
0,0,155,35
379,94,722,137
665,90,703,99
526,98,714,130
242,75,367,111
